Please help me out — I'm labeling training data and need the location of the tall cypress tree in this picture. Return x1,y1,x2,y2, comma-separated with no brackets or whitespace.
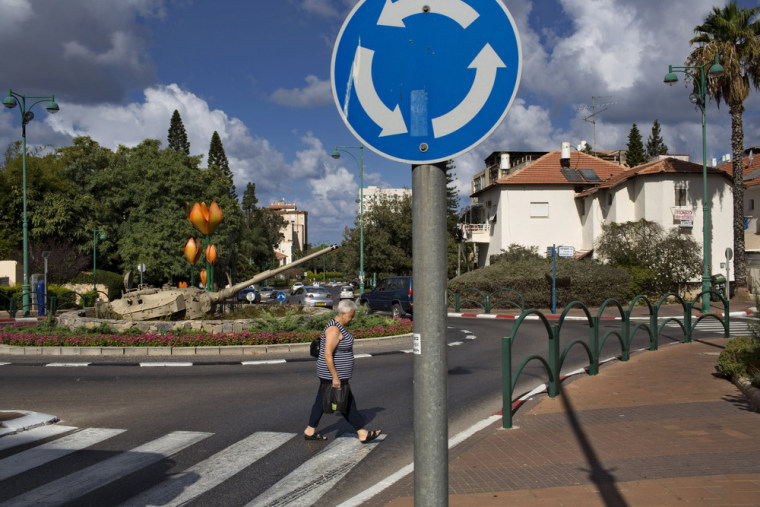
646,119,669,157
208,131,235,198
167,110,190,155
625,123,648,167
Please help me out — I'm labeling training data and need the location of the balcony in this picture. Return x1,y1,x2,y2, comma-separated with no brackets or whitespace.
465,224,490,243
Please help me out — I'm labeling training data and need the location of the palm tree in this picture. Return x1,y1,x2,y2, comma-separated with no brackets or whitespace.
687,2,760,295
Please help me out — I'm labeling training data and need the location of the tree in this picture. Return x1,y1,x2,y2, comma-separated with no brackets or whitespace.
646,119,669,157
208,131,236,199
595,219,701,296
625,123,648,167
167,110,190,155
687,1,760,295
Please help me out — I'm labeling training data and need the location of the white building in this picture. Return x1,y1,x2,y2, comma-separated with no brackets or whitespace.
362,186,411,214
268,200,308,266
467,146,734,283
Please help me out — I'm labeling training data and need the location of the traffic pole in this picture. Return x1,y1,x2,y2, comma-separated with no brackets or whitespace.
412,162,448,505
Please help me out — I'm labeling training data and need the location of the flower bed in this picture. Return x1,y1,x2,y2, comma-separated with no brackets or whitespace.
0,318,414,348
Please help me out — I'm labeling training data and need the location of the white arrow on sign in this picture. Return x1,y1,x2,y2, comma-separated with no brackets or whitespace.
352,45,408,137
377,0,479,29
432,44,506,139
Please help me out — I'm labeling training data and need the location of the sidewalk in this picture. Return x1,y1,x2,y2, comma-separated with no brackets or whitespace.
371,336,760,506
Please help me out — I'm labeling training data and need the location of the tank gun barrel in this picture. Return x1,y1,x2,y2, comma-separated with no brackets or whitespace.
211,244,340,302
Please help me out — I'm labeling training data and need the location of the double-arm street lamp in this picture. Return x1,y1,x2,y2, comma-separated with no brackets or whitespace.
93,229,106,293
331,145,365,294
3,89,59,316
664,56,723,313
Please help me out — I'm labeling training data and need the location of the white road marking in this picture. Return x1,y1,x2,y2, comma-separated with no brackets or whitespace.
354,353,372,358
139,362,193,367
3,431,212,506
401,349,414,354
0,428,125,481
246,435,385,507
44,363,91,367
448,341,464,347
0,362,10,366
122,431,295,507
241,360,287,366
464,335,476,340
0,425,78,452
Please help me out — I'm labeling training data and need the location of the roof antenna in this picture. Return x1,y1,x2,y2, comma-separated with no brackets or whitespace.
577,96,618,152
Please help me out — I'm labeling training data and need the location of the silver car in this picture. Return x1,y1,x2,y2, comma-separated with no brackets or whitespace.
339,285,355,300
284,286,334,308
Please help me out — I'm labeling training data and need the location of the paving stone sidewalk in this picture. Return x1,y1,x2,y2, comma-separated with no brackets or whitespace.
375,337,760,506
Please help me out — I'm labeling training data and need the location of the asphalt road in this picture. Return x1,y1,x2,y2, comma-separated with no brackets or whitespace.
0,315,750,506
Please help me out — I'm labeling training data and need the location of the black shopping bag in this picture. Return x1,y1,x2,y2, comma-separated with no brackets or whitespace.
321,383,350,414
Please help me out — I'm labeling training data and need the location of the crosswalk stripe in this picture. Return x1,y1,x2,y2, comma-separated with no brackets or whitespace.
121,431,295,507
139,362,193,367
44,363,91,367
3,430,212,506
0,425,78,452
241,360,287,365
0,428,125,481
246,434,385,507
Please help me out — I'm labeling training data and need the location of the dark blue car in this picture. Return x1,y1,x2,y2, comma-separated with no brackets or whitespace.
359,276,413,318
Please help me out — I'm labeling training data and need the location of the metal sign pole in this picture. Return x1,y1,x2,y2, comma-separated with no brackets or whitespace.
412,162,448,505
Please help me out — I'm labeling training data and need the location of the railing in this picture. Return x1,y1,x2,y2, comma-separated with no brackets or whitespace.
501,290,730,428
0,289,111,318
448,287,525,314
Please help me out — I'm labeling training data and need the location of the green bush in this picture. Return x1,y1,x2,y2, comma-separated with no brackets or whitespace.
69,270,123,301
448,258,631,308
717,337,760,379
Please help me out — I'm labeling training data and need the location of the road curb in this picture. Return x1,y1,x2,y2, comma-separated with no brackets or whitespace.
0,410,59,437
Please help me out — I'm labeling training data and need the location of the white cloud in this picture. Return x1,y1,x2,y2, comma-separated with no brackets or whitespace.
0,0,33,34
270,75,333,108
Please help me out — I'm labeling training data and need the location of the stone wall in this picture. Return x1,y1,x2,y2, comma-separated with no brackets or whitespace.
57,311,253,334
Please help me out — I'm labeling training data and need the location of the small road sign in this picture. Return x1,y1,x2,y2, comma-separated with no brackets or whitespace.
276,291,287,302
331,0,521,164
557,246,575,257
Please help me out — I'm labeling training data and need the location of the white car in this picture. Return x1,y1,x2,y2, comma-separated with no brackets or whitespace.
339,285,355,300
291,282,304,294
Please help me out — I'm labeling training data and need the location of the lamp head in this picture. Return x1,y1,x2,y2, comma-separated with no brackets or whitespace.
689,93,704,107
3,93,17,109
331,149,341,159
709,59,724,77
664,71,678,86
45,97,59,114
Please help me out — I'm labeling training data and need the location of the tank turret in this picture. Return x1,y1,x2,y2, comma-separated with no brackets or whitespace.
105,244,339,320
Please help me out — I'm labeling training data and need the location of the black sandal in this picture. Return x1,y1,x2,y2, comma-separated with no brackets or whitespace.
360,430,381,443
304,432,328,441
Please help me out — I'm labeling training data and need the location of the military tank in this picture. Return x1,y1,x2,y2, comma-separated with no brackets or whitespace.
103,244,339,321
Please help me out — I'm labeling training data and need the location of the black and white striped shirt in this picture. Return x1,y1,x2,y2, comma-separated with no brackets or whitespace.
316,319,355,380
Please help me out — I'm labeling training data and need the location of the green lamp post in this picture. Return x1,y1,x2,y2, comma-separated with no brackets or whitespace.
93,229,106,294
332,145,365,295
664,56,723,312
664,56,723,313
3,89,59,316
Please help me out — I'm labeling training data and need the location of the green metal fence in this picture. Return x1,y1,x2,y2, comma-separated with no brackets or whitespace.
448,287,525,313
501,290,730,428
0,289,110,318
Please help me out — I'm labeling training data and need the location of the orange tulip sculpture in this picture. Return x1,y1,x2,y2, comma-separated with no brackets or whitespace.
184,237,203,286
186,201,224,291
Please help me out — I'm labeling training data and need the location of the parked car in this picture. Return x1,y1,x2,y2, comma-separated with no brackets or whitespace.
339,285,355,300
259,287,277,300
237,286,260,303
284,286,334,308
359,276,413,318
291,282,304,294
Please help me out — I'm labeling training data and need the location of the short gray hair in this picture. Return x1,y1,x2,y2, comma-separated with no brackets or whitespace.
337,299,357,315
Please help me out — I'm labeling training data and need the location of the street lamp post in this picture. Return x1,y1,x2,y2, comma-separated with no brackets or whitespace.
664,56,724,313
332,146,365,294
3,89,60,316
93,229,106,294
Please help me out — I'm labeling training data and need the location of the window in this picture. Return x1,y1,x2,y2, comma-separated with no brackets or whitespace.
530,202,549,218
750,199,755,211
675,182,687,207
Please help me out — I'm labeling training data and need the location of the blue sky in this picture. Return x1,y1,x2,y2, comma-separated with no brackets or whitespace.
1,0,759,245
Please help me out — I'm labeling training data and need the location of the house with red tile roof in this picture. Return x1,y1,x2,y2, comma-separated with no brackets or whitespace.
467,146,734,281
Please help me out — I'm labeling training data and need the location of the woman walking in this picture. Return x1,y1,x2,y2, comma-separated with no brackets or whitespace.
304,299,381,443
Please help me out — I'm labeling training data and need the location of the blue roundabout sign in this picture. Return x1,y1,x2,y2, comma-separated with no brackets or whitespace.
331,0,522,164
